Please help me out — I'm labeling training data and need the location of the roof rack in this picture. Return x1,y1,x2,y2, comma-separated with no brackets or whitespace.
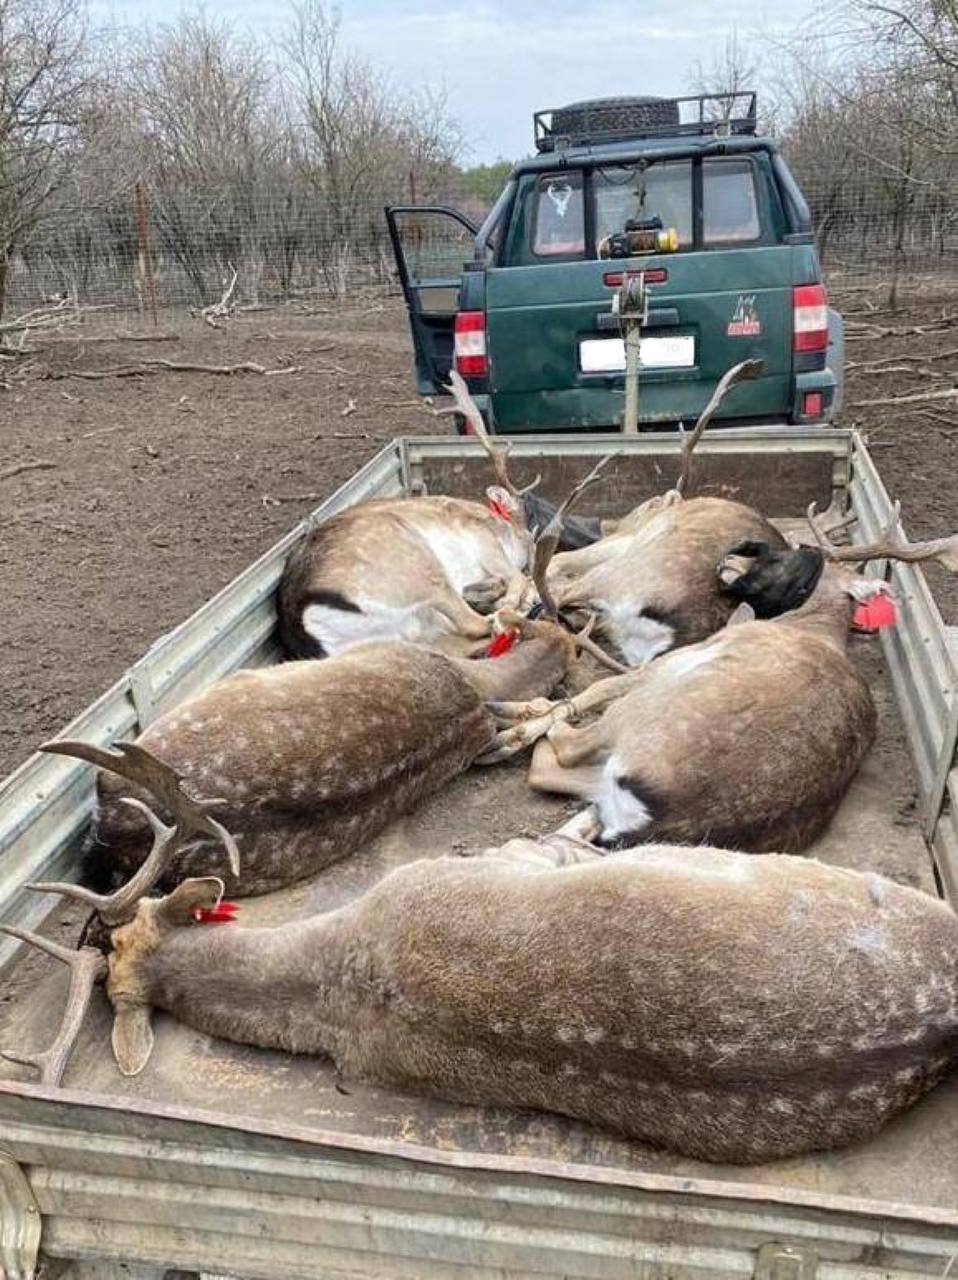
534,92,758,153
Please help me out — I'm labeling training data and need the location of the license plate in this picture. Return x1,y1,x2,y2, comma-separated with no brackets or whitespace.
579,335,695,373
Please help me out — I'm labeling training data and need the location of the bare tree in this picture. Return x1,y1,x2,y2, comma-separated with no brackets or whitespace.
120,11,282,304
279,0,461,296
688,28,758,124
0,0,93,316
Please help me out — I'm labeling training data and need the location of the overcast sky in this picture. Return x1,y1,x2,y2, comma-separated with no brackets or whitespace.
92,0,819,162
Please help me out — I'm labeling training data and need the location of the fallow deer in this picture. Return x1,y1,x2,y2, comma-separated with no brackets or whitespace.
445,359,793,667
486,507,958,853
278,374,556,660
531,360,799,665
278,361,769,667
6,746,958,1165
84,460,624,897
83,613,577,897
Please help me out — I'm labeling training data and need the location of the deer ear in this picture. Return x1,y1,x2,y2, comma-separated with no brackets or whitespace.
154,877,225,928
111,1003,155,1076
844,576,890,604
726,602,756,626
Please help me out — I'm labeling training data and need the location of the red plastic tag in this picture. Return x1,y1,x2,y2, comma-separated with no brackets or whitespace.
852,595,898,633
486,495,512,522
193,902,240,924
485,628,519,658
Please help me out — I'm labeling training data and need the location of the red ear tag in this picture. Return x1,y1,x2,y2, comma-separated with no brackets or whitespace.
853,595,898,633
486,628,519,658
193,902,240,924
486,496,512,522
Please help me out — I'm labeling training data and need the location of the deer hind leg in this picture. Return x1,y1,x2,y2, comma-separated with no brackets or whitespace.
528,737,604,796
428,592,495,640
480,830,605,870
497,568,536,613
462,576,508,614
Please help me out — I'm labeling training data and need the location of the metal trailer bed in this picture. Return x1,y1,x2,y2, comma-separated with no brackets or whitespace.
1,429,957,1279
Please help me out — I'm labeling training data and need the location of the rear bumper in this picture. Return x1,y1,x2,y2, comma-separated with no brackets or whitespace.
446,308,845,434
788,308,844,425
789,367,837,426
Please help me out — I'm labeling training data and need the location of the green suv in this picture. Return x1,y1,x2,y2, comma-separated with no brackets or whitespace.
386,93,842,434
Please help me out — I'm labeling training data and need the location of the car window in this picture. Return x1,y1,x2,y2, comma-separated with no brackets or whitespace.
593,161,692,250
703,158,760,243
532,172,585,257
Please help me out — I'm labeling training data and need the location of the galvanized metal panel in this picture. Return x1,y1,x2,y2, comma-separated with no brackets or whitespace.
406,428,851,520
2,1091,958,1279
848,441,958,845
0,681,138,972
933,788,958,905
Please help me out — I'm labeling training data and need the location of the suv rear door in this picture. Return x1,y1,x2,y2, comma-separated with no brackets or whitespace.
487,149,794,430
385,206,479,394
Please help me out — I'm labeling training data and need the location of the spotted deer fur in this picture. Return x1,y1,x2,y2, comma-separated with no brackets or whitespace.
89,620,574,896
500,563,883,852
278,496,531,659
98,837,958,1164
545,495,788,666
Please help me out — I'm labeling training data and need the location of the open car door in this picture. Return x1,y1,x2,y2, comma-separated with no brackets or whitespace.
385,206,479,395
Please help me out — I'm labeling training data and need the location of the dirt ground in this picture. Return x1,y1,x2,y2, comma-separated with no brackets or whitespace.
1,284,956,781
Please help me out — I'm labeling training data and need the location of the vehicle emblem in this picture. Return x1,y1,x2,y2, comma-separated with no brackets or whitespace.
546,180,573,218
727,295,761,337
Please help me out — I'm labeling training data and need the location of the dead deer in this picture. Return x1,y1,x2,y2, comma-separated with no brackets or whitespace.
82,614,577,897
278,493,533,659
85,461,625,897
278,374,554,660
536,361,794,665
6,751,958,1165
486,506,958,853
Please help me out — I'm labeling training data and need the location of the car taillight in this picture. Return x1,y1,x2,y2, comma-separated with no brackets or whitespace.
454,311,487,377
793,284,828,353
802,391,823,417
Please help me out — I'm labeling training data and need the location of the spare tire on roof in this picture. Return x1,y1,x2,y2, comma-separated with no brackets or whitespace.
544,96,679,148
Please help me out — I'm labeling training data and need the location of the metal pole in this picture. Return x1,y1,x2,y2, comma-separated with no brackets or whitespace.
134,181,160,328
621,271,647,435
623,320,640,435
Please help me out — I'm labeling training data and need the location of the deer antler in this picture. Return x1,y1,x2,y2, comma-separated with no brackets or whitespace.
570,613,629,675
675,358,765,497
807,500,958,572
440,371,540,502
0,926,106,1085
531,455,613,618
523,454,627,674
31,740,240,924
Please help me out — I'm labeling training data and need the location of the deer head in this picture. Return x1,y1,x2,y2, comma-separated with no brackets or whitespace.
718,500,958,642
0,741,240,1082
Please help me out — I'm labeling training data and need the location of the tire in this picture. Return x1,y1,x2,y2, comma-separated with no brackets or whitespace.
544,96,679,148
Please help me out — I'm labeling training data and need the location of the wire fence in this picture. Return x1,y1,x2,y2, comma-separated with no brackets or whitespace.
6,176,958,320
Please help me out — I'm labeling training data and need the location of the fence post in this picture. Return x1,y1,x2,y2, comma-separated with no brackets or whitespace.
133,181,160,327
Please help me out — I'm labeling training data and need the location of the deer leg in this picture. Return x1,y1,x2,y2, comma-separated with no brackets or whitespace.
497,569,536,613
528,737,604,797
428,593,494,640
479,672,635,762
477,822,604,870
462,576,508,614
548,538,623,582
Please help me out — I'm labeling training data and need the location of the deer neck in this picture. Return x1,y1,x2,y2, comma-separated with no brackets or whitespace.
773,579,855,652
450,627,574,702
134,908,361,1060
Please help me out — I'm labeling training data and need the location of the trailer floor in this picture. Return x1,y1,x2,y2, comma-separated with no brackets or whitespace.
3,639,954,1216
